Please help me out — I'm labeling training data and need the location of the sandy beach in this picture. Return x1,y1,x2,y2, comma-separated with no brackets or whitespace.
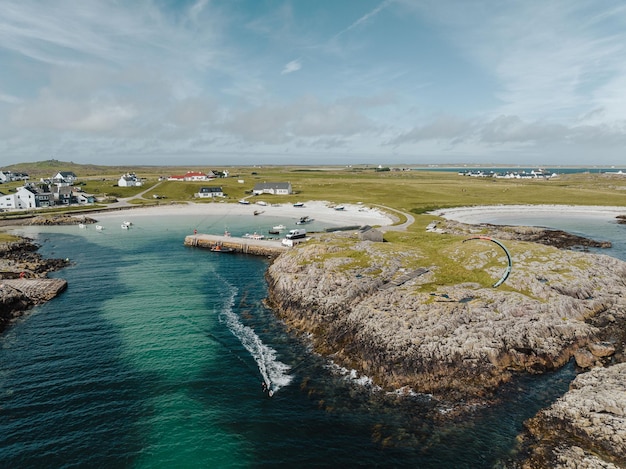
430,204,626,224
93,200,395,227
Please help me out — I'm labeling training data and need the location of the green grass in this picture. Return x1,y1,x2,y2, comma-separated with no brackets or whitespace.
3,162,625,293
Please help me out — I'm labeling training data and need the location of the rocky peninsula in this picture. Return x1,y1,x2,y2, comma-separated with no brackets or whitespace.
265,217,626,467
0,215,82,332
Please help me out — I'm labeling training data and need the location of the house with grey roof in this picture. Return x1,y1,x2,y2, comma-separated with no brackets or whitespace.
252,182,292,195
197,186,224,198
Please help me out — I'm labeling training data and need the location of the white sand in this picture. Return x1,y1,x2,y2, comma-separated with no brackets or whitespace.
431,205,626,224
94,200,394,227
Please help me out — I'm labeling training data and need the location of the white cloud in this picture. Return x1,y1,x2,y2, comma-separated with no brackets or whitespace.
281,59,302,75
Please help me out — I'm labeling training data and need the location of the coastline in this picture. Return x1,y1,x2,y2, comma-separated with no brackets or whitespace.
430,204,626,224
91,200,395,227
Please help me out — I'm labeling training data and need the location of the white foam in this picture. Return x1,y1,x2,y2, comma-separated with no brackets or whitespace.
219,287,292,394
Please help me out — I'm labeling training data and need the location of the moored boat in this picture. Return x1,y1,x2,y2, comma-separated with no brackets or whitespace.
296,216,313,225
243,232,265,240
210,245,234,253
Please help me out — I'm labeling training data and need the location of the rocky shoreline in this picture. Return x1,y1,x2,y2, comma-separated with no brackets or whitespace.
265,220,626,467
0,218,75,332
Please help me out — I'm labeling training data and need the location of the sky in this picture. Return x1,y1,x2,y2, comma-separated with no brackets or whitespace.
2,0,626,167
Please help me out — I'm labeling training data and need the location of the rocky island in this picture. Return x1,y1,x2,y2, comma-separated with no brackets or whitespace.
265,218,626,467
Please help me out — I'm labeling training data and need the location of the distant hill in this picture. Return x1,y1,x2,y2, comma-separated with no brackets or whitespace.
3,160,203,178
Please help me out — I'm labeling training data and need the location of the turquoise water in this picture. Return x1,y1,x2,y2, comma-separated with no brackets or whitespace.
1,212,623,467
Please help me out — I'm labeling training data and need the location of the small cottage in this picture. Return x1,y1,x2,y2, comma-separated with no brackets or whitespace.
197,186,224,198
252,182,292,195
357,225,384,242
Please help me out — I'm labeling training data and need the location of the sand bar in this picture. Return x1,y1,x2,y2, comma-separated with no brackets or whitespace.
431,205,626,224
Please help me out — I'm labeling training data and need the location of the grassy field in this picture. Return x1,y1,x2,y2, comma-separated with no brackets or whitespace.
3,161,625,292
4,161,626,212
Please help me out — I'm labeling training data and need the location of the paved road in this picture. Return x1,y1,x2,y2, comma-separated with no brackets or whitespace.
374,204,415,232
107,181,163,208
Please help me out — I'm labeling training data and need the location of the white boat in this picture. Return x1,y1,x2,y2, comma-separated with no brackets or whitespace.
256,201,267,206
243,232,265,240
268,224,286,234
78,223,86,229
122,221,132,227
96,225,104,230
239,200,250,205
296,216,313,225
334,205,345,211
121,223,130,229
293,202,304,207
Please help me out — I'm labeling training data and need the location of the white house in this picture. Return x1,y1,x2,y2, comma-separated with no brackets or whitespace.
0,171,29,183
252,182,292,195
0,171,12,183
9,186,38,210
52,171,77,186
0,192,16,210
196,186,224,198
118,173,143,187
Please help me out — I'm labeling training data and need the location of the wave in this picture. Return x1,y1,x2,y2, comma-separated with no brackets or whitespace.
219,285,292,395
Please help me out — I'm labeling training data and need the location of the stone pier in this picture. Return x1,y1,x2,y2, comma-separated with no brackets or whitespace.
184,234,289,257
2,278,68,302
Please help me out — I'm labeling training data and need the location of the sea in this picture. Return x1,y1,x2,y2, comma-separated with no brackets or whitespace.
1,210,624,468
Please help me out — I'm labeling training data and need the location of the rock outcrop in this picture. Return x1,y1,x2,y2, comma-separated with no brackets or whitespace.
0,237,69,332
28,214,97,225
511,363,626,468
265,232,626,402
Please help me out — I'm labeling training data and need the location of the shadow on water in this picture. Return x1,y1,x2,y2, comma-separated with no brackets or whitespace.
0,234,151,468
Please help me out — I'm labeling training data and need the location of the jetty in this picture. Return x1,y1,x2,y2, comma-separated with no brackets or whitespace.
184,233,289,257
2,278,68,302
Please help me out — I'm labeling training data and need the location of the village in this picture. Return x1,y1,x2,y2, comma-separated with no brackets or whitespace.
0,168,294,212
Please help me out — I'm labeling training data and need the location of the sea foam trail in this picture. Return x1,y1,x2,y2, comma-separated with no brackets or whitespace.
220,286,292,394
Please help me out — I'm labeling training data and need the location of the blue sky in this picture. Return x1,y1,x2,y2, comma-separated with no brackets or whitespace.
2,0,626,166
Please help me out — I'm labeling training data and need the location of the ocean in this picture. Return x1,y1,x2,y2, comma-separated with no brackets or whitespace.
1,211,624,468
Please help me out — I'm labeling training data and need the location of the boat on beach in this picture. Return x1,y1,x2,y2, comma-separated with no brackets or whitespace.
293,202,304,207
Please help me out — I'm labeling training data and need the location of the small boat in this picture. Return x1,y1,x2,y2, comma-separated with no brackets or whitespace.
211,245,234,253
95,225,104,231
256,201,267,206
239,199,250,205
334,205,345,211
268,225,286,234
121,223,130,229
293,202,304,207
253,210,264,216
78,223,86,229
122,221,132,227
243,232,265,240
296,216,313,225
